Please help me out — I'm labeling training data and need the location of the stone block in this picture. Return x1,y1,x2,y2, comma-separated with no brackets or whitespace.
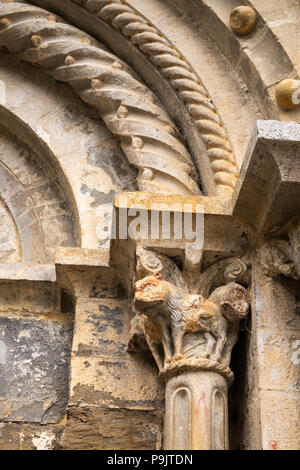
63,406,162,450
0,281,58,315
0,316,72,423
69,299,164,409
72,299,128,357
257,329,300,392
69,355,164,409
234,120,300,234
252,272,300,332
56,247,110,267
0,422,64,450
260,389,300,450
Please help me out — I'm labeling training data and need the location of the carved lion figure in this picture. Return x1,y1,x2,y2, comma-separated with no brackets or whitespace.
132,273,249,368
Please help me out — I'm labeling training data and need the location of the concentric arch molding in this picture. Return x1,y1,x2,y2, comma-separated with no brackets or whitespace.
0,160,46,264
0,1,202,197
0,195,21,264
30,0,239,198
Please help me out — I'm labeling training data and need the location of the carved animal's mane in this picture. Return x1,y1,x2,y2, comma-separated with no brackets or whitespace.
165,285,188,323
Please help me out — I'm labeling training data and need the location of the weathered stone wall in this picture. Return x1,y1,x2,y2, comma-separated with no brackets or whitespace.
0,279,73,450
241,266,300,450
64,296,164,450
0,0,299,451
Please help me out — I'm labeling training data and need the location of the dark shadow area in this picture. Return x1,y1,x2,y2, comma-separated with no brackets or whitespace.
228,322,251,450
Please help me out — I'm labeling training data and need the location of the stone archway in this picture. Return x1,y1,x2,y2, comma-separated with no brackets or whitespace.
0,0,299,451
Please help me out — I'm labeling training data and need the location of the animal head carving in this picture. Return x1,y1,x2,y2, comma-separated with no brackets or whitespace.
219,283,250,322
134,273,169,311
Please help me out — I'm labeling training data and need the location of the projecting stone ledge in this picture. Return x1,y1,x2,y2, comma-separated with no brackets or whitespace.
233,120,300,235
0,264,56,282
55,247,110,267
114,192,232,215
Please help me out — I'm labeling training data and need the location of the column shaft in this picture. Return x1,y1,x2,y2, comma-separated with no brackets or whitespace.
164,371,228,450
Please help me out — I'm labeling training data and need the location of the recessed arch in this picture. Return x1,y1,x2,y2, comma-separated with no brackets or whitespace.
0,51,142,254
0,2,202,197
0,119,81,264
30,0,300,198
0,195,21,264
0,158,46,264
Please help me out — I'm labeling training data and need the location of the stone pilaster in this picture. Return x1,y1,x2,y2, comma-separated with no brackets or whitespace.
234,120,300,449
56,248,164,450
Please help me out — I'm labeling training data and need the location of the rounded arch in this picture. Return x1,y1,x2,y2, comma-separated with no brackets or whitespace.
30,0,240,197
0,118,81,264
30,0,300,197
0,158,46,264
0,2,201,197
0,49,141,255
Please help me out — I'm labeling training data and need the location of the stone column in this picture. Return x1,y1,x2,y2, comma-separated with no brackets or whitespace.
164,369,229,450
129,247,250,450
242,262,300,450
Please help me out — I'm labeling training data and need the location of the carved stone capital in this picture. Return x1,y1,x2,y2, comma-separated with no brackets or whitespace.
128,247,250,374
258,218,300,280
127,247,250,450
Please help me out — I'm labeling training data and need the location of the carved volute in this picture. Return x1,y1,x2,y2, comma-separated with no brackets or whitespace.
258,218,300,280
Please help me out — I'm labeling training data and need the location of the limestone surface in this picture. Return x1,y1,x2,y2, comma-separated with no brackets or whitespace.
0,0,299,451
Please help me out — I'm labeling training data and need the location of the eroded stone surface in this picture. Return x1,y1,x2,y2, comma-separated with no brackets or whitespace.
70,298,164,409
63,407,162,450
0,316,73,424
0,0,299,452
61,294,164,449
0,422,65,450
242,263,300,449
0,197,20,264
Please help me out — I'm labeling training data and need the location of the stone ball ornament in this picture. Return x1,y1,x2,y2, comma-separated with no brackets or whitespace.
275,79,300,110
230,6,257,35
